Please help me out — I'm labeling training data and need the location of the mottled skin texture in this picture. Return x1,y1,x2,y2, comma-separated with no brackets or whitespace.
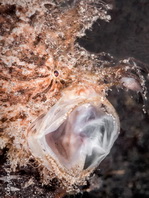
0,0,147,196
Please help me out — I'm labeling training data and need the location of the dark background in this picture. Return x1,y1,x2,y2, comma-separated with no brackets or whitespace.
79,0,149,64
70,0,149,197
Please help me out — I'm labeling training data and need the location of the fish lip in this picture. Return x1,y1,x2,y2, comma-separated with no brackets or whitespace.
27,88,120,183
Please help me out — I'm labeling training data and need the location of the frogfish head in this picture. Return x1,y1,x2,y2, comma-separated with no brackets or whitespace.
27,85,120,186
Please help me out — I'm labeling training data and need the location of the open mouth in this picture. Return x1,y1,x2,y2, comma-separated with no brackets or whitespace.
45,103,118,170
27,88,120,178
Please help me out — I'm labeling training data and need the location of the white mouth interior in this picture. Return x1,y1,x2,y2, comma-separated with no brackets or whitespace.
44,103,119,170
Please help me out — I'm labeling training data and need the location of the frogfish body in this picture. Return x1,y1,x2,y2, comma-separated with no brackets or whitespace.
0,0,146,194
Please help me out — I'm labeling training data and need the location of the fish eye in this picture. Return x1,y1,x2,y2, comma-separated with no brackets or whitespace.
54,70,59,77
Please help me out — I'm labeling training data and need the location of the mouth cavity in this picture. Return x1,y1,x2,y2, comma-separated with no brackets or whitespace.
45,103,119,170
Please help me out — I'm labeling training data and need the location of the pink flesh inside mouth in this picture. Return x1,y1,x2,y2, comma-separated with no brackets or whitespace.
45,103,116,170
